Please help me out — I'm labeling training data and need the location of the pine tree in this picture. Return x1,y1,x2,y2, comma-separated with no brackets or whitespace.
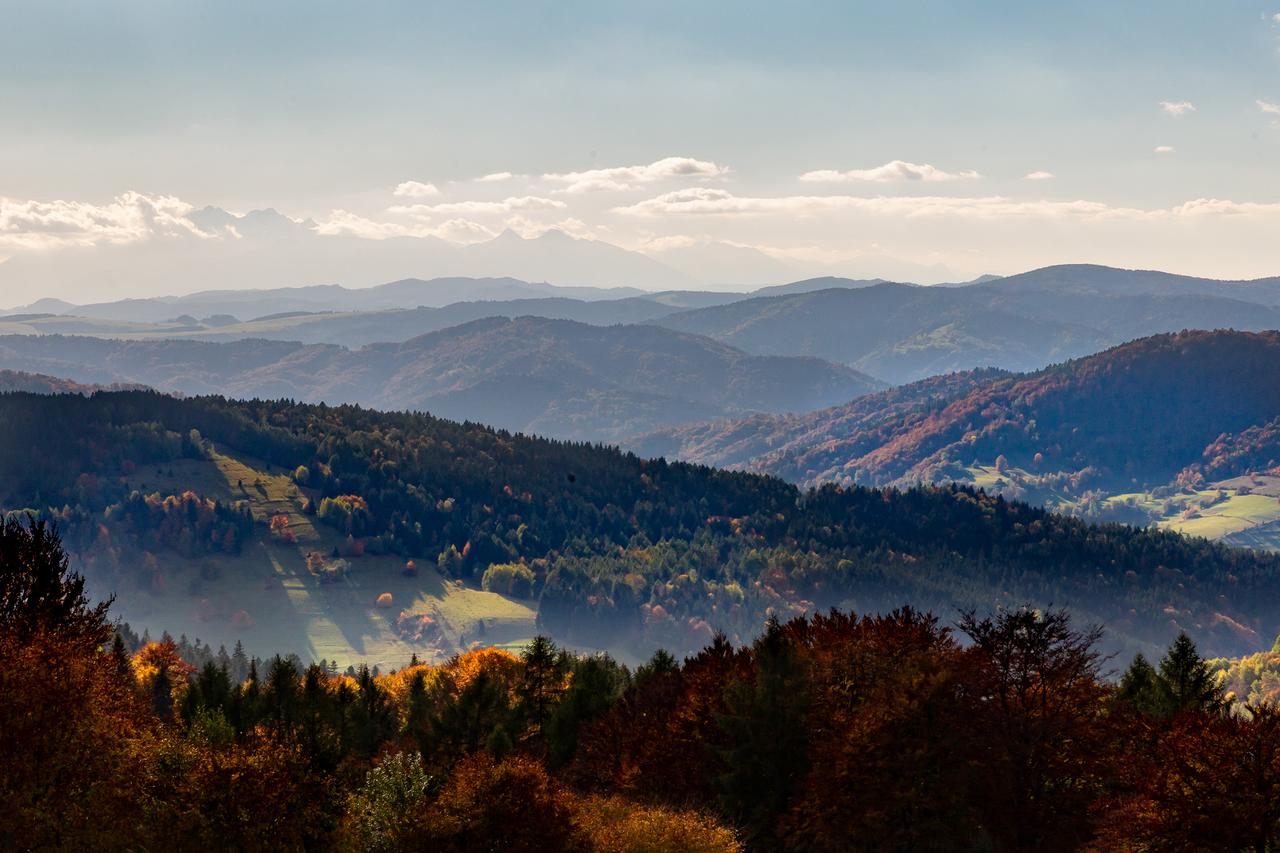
425,671,510,760
231,640,249,684
0,516,111,648
716,617,809,850
110,634,133,682
634,648,678,687
545,653,628,768
517,635,569,735
1156,633,1225,717
1117,652,1162,715
152,667,174,721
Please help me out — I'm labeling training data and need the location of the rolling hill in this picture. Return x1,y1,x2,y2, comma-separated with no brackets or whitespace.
652,265,1280,383
0,369,146,395
634,330,1280,548
15,264,1280,390
5,388,1280,667
0,295,687,349
2,275,651,324
0,319,883,441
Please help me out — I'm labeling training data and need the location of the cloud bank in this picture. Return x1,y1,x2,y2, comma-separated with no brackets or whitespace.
543,156,728,193
800,160,981,183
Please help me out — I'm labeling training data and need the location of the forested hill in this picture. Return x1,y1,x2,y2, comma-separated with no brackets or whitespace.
0,368,145,395
4,388,1280,658
637,330,1280,491
0,319,880,441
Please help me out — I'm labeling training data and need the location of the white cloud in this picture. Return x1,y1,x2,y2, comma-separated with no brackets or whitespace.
800,160,981,183
543,156,729,193
0,191,213,251
1023,171,1055,181
1167,198,1280,216
1258,99,1280,115
433,218,499,243
503,216,597,240
315,210,495,244
639,234,703,251
1159,100,1196,116
476,172,516,183
613,188,1280,223
613,188,1128,219
392,181,440,198
389,196,566,215
1154,145,1175,153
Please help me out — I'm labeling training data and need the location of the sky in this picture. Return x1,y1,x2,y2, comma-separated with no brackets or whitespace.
3,0,1280,299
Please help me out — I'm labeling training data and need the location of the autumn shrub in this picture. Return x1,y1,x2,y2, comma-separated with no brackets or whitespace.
574,794,742,853
401,753,588,852
0,626,153,850
481,561,535,598
139,732,336,852
342,751,435,852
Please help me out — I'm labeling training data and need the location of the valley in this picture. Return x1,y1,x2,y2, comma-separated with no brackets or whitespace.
105,447,537,671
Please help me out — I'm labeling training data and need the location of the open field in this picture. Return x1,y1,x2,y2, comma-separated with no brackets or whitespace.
954,466,1280,551
95,446,537,670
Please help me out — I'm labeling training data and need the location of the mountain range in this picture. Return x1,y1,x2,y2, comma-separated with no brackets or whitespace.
11,264,1280,389
0,319,881,441
656,265,1280,383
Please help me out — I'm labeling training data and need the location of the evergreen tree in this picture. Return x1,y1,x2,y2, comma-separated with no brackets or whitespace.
152,667,174,721
716,618,809,850
231,640,249,684
425,672,511,761
110,633,133,681
634,648,678,687
0,516,111,648
545,653,629,768
1117,651,1162,715
517,635,569,735
351,665,396,758
1156,632,1225,717
405,670,431,738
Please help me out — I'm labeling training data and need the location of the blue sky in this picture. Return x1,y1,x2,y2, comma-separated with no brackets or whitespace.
3,1,1280,293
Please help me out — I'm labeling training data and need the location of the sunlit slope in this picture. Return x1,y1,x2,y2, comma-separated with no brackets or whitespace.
102,446,536,670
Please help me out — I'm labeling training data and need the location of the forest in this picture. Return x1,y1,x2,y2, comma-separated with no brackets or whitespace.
5,388,1280,657
6,515,1280,851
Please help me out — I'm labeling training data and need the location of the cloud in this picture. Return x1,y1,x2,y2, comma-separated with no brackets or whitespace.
1159,100,1196,116
433,218,499,243
1154,145,1175,153
476,172,516,182
392,181,440,198
389,196,566,215
543,156,729,193
1023,171,1055,181
1167,198,1280,216
503,216,597,240
639,234,703,251
315,210,495,244
613,188,1280,222
800,160,981,183
613,188,1129,219
1258,99,1280,115
0,191,213,251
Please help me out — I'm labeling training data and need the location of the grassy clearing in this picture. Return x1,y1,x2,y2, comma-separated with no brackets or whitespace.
954,465,1280,551
103,446,536,670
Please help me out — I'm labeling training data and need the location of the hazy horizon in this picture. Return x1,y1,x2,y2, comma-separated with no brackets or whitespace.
4,1,1280,303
